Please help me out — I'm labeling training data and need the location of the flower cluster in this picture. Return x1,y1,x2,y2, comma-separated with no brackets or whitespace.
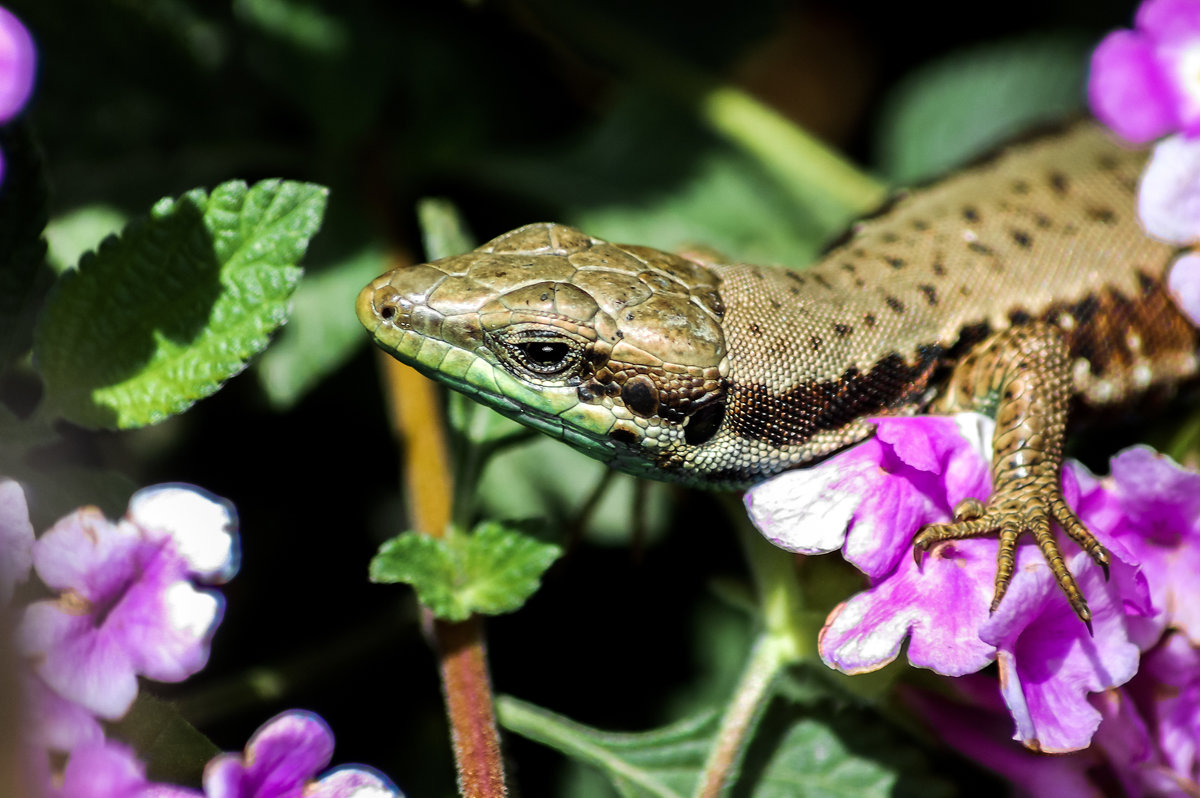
745,415,1200,790
3,481,400,797
1090,0,1200,247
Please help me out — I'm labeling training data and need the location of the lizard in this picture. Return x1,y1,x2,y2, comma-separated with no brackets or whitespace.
356,120,1200,626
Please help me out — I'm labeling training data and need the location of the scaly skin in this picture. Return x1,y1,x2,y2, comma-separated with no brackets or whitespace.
358,121,1200,623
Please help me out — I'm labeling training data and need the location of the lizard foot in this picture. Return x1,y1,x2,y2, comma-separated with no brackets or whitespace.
912,488,1110,630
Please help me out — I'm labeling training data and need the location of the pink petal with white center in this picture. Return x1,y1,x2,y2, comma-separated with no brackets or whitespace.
1140,135,1200,245
983,552,1139,753
127,484,239,582
0,478,33,603
820,538,997,676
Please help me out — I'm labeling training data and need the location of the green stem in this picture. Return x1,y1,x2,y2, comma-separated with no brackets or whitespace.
698,86,887,225
524,1,887,228
692,633,789,798
690,497,825,795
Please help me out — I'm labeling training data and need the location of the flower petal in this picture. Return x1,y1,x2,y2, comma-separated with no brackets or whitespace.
983,552,1140,752
1139,136,1200,245
820,539,996,676
310,767,404,798
1090,30,1179,143
127,485,239,582
0,8,35,122
0,478,33,603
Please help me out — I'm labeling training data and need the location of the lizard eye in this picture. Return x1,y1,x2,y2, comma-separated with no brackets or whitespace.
517,341,572,371
489,328,588,384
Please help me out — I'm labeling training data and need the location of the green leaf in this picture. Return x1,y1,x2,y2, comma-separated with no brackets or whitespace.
497,696,714,798
875,34,1090,184
476,435,673,547
256,246,387,409
473,91,827,266
499,665,958,798
45,204,129,275
369,521,562,621
416,197,476,261
34,179,328,429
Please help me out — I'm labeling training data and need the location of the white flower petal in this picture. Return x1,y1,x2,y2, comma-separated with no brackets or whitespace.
127,484,239,581
744,458,875,554
1138,134,1200,245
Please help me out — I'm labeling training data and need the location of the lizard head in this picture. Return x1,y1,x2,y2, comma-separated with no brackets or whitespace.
357,223,731,482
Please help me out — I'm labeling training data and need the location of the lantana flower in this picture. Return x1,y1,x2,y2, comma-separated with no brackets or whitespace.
203,711,402,798
1089,0,1200,246
1089,0,1200,143
745,412,1200,753
17,485,237,719
0,5,34,184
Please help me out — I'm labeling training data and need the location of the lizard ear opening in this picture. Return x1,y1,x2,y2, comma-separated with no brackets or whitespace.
684,396,726,445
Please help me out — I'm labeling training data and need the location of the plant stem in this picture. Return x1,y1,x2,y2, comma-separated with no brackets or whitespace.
691,496,820,796
378,348,508,796
524,0,888,229
435,616,508,797
693,633,788,798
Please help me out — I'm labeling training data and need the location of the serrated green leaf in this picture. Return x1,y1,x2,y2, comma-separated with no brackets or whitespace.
497,696,714,798
34,179,328,429
876,34,1089,184
369,521,562,621
45,204,128,274
256,246,387,409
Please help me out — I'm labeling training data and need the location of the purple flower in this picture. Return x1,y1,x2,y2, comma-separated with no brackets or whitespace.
55,740,201,798
745,413,1187,752
1089,447,1200,645
904,678,1100,797
981,548,1140,752
22,671,103,754
203,711,401,798
0,6,34,184
0,477,33,603
745,414,992,579
1089,0,1200,143
16,485,237,719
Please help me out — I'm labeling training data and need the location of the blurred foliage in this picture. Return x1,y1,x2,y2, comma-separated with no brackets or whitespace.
1,0,1142,794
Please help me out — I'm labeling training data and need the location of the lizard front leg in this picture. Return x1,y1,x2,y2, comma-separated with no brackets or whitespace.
912,321,1110,626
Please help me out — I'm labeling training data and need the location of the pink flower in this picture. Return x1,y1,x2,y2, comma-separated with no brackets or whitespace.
54,741,201,798
1089,0,1200,143
745,414,1188,751
0,6,34,185
17,486,236,719
203,711,401,798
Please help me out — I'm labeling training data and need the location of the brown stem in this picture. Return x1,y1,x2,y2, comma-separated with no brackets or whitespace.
377,335,508,796
435,616,507,797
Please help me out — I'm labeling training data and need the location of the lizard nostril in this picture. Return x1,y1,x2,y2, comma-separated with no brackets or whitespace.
379,304,397,321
